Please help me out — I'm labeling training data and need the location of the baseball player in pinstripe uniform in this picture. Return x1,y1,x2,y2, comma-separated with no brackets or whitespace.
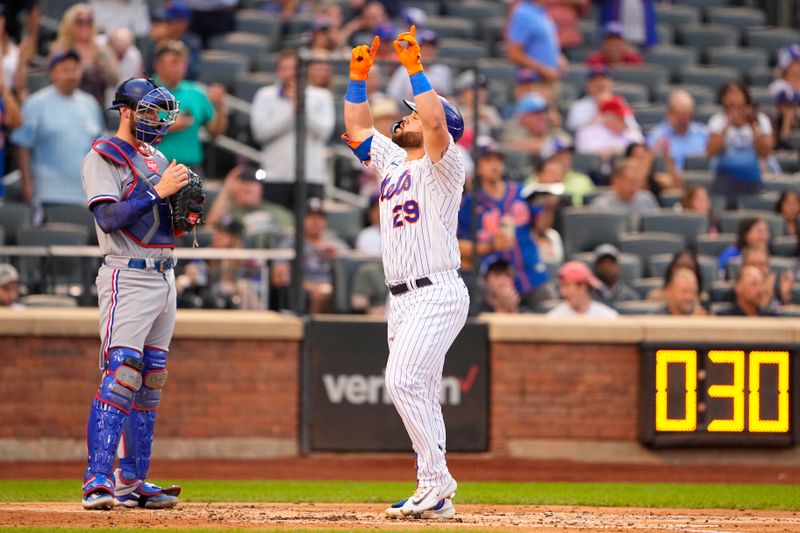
342,26,469,519
80,78,193,510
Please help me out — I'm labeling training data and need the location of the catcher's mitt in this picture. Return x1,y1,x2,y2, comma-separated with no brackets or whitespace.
170,169,206,233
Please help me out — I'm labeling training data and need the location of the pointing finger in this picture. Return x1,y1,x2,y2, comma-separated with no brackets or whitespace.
369,35,380,60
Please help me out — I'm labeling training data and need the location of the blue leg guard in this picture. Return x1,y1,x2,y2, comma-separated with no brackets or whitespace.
116,348,180,508
85,347,143,480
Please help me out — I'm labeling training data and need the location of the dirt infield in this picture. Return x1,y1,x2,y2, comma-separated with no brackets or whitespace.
2,502,799,532
3,455,800,484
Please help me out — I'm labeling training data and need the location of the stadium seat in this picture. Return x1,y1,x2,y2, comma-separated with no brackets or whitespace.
199,50,248,90
480,17,506,55
27,71,49,94
719,210,785,238
738,191,779,211
17,223,91,293
0,202,32,245
571,153,603,174
619,232,686,275
476,58,516,85
656,24,674,47
678,25,738,57
44,204,97,245
437,38,488,62
648,253,718,292
608,65,669,95
631,277,663,300
325,205,364,246
654,4,700,28
614,83,649,105
747,66,773,86
235,72,276,103
445,1,504,22
682,170,712,189
750,86,773,107
696,233,736,258
211,32,271,67
578,19,599,48
709,280,734,302
707,6,766,30
561,208,629,257
706,46,769,76
402,0,442,17
640,211,709,249
235,10,282,51
694,104,722,124
775,152,800,174
674,0,734,7
679,65,738,92
284,12,314,35
772,235,798,257
425,17,475,39
769,257,796,276
643,46,698,82
615,300,664,315
332,256,382,313
562,64,589,87
633,104,666,130
745,28,800,60
659,190,683,209
572,251,642,284
762,175,800,193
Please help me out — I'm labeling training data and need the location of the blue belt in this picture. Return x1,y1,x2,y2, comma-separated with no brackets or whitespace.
127,258,174,272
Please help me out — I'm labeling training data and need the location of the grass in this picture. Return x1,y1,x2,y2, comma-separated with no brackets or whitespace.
1,479,799,511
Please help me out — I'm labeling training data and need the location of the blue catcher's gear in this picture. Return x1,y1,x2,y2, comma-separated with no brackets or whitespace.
119,348,168,482
82,472,116,510
110,78,178,147
92,136,175,248
395,97,464,141
115,468,181,509
85,347,144,498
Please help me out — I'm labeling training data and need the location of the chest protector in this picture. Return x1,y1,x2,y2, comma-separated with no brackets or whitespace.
92,136,175,248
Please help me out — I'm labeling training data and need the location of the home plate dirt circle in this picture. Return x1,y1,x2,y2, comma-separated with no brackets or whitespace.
2,502,799,532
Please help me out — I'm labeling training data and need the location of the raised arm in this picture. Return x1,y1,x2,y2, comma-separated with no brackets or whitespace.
343,35,380,143
393,25,450,163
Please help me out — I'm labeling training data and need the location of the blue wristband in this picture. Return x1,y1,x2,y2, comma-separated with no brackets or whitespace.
410,72,432,96
345,79,367,103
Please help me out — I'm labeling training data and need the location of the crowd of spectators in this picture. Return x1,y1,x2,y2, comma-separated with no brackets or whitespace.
1,0,800,318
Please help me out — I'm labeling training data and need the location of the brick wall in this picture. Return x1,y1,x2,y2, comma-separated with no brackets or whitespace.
1,337,300,442
490,342,639,454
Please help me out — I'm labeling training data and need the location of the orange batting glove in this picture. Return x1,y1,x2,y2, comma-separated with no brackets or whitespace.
394,25,423,76
349,35,380,81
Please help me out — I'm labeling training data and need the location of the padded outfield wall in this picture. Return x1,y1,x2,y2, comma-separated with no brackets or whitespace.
2,309,800,465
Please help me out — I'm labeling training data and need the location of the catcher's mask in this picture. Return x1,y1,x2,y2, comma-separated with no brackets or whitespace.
110,78,179,148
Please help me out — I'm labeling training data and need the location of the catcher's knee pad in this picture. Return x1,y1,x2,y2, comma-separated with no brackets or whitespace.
134,348,168,410
97,347,144,414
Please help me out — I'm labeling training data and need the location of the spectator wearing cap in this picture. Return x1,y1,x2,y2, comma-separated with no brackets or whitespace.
51,3,119,108
0,263,21,308
591,244,638,308
590,157,659,220
480,260,526,313
547,261,618,318
355,194,381,257
575,95,644,159
502,92,570,161
524,140,595,206
147,1,202,81
769,45,800,150
566,66,638,132
540,0,591,50
458,143,556,309
586,22,643,68
153,40,228,169
646,89,709,172
597,0,658,49
177,214,264,309
90,0,151,37
251,49,334,208
454,70,503,141
506,0,564,84
12,49,103,218
272,199,350,313
386,29,452,101
205,163,294,240
707,80,774,209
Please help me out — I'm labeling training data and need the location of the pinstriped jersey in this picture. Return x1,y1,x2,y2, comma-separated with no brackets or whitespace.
369,132,465,285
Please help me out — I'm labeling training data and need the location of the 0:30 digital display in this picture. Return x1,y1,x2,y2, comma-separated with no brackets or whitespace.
640,346,798,447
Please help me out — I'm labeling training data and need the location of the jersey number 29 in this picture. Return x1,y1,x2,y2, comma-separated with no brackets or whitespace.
392,200,420,228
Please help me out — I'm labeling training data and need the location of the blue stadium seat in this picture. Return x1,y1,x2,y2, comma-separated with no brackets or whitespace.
682,169,712,187
437,38,488,62
652,84,715,107
745,27,800,62
643,45,698,82
654,4,701,28
678,25,738,57
706,46,769,78
445,1,504,22
609,65,669,96
707,6,766,31
679,65,739,93
211,32,271,68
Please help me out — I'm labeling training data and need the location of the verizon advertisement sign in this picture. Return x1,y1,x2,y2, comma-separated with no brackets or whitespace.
305,320,488,452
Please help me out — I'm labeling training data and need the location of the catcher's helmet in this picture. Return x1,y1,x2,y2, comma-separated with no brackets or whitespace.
399,96,464,142
109,77,161,110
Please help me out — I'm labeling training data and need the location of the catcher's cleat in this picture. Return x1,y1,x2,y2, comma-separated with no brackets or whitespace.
114,468,180,509
82,473,116,511
399,479,457,516
385,497,455,519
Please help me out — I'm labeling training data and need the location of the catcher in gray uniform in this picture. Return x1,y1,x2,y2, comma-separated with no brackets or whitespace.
80,77,203,510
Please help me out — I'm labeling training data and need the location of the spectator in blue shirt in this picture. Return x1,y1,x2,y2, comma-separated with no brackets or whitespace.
458,143,555,309
598,0,658,48
11,50,104,221
647,89,709,173
506,0,562,84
